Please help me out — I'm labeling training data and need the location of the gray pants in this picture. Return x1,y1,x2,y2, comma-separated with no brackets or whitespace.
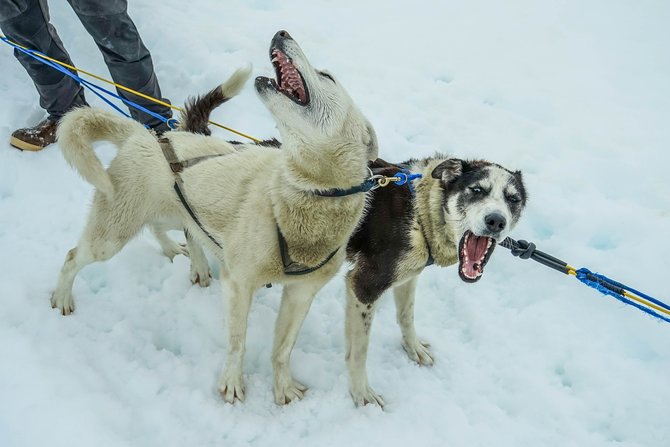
0,0,172,128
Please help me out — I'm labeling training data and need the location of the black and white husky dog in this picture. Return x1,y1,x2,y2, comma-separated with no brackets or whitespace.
164,75,527,408
345,156,527,407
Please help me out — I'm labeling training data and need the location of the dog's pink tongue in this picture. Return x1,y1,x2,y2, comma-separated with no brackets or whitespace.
466,235,490,262
463,235,491,277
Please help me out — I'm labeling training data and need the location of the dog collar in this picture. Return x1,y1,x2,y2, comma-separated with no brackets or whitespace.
314,178,378,197
315,170,422,197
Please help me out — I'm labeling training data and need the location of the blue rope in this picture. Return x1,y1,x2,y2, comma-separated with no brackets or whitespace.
591,271,670,312
575,268,670,324
392,171,422,185
392,170,423,194
1,36,175,129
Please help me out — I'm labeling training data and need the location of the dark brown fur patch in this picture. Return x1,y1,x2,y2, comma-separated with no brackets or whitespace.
181,87,230,136
346,159,415,304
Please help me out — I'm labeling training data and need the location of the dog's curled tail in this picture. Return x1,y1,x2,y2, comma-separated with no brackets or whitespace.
179,65,252,135
57,107,144,200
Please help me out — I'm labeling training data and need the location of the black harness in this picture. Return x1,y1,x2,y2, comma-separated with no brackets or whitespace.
277,227,340,275
158,137,365,276
159,137,225,249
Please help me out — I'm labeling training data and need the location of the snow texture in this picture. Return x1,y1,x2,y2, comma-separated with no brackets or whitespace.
1,1,669,446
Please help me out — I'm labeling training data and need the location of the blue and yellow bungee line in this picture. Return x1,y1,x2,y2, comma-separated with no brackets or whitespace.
0,34,261,142
501,238,670,324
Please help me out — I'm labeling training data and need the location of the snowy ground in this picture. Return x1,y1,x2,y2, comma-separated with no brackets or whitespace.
1,1,669,446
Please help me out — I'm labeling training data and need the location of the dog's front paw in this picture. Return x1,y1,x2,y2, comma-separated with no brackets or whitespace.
350,384,385,408
218,372,245,404
403,340,434,366
274,376,308,405
50,292,75,316
190,269,212,287
189,252,211,287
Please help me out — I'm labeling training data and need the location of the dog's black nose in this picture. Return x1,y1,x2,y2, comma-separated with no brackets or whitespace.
275,30,292,40
485,213,507,233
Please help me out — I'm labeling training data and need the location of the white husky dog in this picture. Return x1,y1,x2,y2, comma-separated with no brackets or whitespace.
52,30,378,405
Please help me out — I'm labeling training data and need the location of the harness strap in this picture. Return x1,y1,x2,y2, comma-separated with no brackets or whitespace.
158,136,339,276
160,141,229,173
277,226,339,275
168,154,231,173
159,136,180,166
158,137,223,249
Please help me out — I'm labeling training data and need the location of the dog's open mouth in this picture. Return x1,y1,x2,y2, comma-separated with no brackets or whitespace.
271,49,309,106
458,230,496,282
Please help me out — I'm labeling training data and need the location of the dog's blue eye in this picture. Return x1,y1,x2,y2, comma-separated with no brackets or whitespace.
470,187,483,194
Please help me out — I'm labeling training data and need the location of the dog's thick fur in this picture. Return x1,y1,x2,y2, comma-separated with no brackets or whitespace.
345,156,527,406
52,31,378,405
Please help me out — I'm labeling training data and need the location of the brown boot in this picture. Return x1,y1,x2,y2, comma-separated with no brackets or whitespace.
9,118,59,151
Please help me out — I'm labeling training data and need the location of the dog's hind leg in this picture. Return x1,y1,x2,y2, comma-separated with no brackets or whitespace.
394,277,434,366
51,194,145,315
218,274,255,404
345,271,384,408
51,245,95,316
271,278,327,405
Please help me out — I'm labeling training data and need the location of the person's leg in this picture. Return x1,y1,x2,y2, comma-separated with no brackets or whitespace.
0,0,87,119
67,0,172,130
1,0,87,150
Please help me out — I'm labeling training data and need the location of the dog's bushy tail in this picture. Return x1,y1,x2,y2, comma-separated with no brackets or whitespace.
179,65,252,135
57,108,144,200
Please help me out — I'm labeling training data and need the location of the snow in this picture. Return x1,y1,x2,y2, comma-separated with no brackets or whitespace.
1,1,669,446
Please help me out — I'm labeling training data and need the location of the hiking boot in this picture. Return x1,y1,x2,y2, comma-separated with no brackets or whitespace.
9,118,59,151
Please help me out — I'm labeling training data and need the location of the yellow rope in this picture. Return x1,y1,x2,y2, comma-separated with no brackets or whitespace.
1,35,261,142
622,291,670,317
567,267,670,317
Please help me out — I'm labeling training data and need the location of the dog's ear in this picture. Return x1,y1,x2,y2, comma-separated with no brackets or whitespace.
431,159,466,181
